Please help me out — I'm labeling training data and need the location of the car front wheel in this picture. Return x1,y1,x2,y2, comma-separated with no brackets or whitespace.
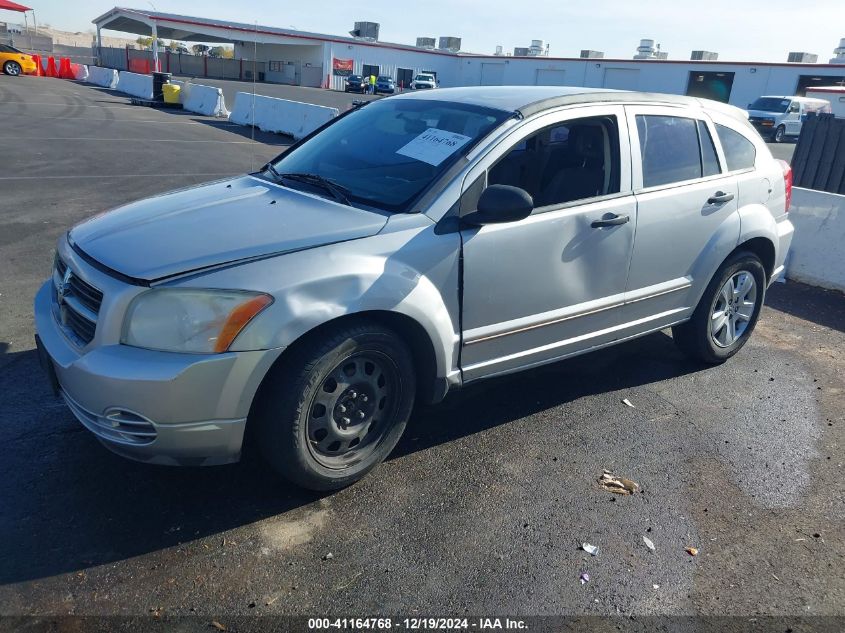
672,251,766,364
254,320,416,490
3,61,22,76
773,125,786,143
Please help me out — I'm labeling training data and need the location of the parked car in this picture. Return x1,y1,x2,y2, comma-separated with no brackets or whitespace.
35,87,793,491
0,44,37,76
344,74,368,93
375,75,395,94
746,95,832,142
410,73,437,90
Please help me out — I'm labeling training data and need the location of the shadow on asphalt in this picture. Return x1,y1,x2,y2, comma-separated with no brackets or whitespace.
765,281,845,333
0,330,705,585
190,117,292,146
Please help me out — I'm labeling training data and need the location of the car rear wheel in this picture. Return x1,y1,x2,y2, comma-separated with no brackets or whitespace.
773,125,786,143
3,61,22,76
672,251,766,364
254,320,416,491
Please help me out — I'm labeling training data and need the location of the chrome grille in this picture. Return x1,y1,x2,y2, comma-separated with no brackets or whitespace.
52,254,103,346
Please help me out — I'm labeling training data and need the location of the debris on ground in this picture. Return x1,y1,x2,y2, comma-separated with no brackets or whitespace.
685,547,699,557
322,552,334,561
598,470,640,495
579,572,590,584
210,622,227,632
582,543,599,556
653,584,660,589
643,536,656,551
622,398,635,408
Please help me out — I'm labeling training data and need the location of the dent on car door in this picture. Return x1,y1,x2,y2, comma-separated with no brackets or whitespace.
458,106,637,382
624,108,740,327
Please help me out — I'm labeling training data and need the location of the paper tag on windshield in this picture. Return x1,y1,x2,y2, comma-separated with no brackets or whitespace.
396,128,472,166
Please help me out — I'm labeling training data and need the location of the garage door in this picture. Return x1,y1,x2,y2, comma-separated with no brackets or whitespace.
535,69,567,86
480,63,505,86
301,64,323,88
603,68,639,90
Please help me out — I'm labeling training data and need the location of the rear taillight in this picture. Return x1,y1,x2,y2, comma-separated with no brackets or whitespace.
777,159,792,213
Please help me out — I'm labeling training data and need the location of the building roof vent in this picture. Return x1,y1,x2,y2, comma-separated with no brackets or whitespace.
438,36,461,52
416,36,436,49
691,50,718,61
831,38,845,64
788,51,818,63
350,21,379,41
580,50,604,59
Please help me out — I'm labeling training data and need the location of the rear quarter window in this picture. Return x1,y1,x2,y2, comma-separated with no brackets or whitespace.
715,124,756,171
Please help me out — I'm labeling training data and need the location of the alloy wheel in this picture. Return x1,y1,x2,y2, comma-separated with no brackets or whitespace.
711,270,757,348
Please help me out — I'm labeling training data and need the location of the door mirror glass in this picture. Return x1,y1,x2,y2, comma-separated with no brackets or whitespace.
466,185,533,225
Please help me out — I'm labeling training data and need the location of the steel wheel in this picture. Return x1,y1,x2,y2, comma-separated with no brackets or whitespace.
306,350,400,469
711,270,757,348
4,61,22,76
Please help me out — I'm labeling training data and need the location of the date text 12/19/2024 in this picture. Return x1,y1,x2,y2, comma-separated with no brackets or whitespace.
308,618,528,630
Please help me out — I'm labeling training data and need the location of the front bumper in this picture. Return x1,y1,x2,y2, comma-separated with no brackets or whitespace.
34,281,283,466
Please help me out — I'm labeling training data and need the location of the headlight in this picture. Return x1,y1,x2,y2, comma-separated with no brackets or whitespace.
122,289,273,353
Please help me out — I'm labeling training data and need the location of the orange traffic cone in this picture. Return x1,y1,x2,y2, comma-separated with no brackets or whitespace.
59,57,74,79
46,56,58,78
31,54,44,76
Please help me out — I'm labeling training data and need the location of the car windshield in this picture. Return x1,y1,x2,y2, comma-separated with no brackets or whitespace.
416,76,433,81
378,76,391,81
749,97,791,113
0,44,23,53
348,75,361,81
267,99,511,213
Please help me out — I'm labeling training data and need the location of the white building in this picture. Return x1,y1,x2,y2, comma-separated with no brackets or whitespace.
93,8,845,108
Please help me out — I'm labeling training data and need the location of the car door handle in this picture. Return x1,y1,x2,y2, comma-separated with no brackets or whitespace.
590,213,630,228
707,191,735,204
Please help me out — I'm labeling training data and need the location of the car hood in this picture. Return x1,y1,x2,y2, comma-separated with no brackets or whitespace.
747,109,781,118
70,175,389,281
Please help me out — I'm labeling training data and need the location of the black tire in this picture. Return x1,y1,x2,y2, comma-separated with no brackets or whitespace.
773,125,786,143
254,320,416,491
3,61,22,76
672,251,766,364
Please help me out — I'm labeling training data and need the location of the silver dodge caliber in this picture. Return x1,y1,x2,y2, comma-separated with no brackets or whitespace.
35,87,794,490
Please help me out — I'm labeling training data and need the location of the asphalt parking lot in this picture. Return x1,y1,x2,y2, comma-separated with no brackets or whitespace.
0,76,842,626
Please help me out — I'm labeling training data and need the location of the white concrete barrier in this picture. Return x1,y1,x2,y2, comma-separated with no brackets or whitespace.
87,66,119,90
229,92,338,140
181,81,229,117
785,187,845,292
74,64,89,81
116,71,153,100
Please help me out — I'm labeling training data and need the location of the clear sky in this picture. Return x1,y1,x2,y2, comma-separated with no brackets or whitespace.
21,0,845,63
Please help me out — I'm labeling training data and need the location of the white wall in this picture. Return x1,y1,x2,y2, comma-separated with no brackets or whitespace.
323,41,457,91
785,187,845,292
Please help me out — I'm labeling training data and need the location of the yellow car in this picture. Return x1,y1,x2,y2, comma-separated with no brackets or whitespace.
1,44,38,76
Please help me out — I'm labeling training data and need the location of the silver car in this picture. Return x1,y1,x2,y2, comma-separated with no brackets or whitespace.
34,87,794,490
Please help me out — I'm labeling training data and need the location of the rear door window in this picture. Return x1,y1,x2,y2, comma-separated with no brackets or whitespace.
715,124,756,171
636,115,703,187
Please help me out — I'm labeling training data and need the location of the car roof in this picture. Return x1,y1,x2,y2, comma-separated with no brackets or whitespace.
390,85,748,121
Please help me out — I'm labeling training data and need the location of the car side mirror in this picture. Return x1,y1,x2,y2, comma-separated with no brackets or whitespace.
465,185,533,225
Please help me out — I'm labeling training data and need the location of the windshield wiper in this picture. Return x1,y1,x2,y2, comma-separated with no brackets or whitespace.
276,172,352,206
263,162,283,182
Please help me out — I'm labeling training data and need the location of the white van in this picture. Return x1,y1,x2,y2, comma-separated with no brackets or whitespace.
805,86,845,119
746,95,832,142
